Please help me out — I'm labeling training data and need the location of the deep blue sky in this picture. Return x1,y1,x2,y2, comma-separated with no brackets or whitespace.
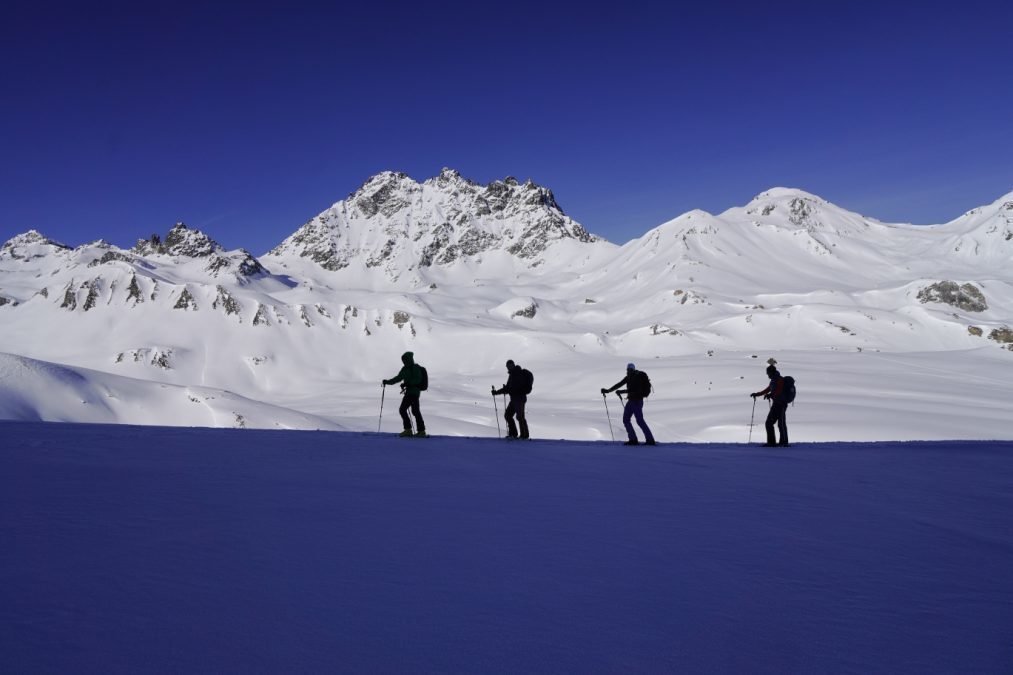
2,1,1012,254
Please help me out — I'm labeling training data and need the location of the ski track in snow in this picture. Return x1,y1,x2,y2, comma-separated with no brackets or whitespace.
2,421,1012,674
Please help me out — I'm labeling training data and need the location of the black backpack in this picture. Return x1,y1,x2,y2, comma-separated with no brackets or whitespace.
782,375,795,403
416,364,429,391
632,370,651,398
520,368,534,395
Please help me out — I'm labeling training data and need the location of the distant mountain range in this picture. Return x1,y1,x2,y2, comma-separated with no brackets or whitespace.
1,170,1011,433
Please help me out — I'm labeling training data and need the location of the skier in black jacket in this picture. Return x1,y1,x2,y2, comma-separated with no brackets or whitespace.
383,351,427,437
492,359,530,439
751,359,789,447
602,363,656,446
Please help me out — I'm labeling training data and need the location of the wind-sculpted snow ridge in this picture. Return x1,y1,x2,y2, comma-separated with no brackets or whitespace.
1,176,1012,436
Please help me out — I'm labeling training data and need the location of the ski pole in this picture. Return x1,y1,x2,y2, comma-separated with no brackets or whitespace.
492,387,501,438
748,396,756,444
378,383,386,433
602,392,615,442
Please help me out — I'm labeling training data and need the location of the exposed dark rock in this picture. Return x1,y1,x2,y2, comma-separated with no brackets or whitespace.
212,286,242,317
165,224,218,258
988,326,1013,350
81,279,100,311
151,350,172,369
252,304,271,326
126,275,144,304
826,321,856,335
298,305,312,327
355,173,412,218
393,311,411,329
917,281,987,312
419,224,453,268
61,283,77,310
174,288,197,310
788,197,817,226
234,252,266,277
366,239,397,268
512,302,538,319
88,251,134,267
968,326,983,337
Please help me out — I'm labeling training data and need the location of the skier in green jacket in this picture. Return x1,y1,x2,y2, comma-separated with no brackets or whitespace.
383,351,428,437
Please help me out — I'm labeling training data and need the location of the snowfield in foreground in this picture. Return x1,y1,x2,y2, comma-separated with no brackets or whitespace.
2,422,1011,673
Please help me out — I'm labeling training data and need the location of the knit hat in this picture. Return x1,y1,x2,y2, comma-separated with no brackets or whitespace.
627,362,636,370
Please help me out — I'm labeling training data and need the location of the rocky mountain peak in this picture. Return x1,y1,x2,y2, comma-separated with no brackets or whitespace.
267,169,602,277
128,224,265,279
132,223,220,258
164,223,221,258
1,230,71,260
433,167,474,186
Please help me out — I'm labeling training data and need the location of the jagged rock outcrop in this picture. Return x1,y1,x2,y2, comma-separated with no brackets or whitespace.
252,304,271,326
989,327,1013,350
512,302,538,319
115,347,173,369
174,288,197,311
81,279,101,311
126,275,144,304
917,281,988,312
60,283,78,310
133,224,266,279
212,285,242,319
88,250,135,267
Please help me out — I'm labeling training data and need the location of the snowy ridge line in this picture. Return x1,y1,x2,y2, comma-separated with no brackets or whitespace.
1,172,1013,439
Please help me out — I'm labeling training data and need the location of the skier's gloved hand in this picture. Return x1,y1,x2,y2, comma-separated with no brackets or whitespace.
600,388,607,395
751,392,758,398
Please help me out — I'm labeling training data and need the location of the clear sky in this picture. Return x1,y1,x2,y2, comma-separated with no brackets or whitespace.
2,0,1012,254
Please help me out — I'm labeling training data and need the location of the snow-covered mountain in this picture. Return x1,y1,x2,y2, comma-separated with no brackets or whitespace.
265,168,611,288
1,170,1011,439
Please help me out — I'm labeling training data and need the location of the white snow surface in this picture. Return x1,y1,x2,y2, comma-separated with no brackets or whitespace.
2,422,1011,673
0,353,342,431
1,174,1012,441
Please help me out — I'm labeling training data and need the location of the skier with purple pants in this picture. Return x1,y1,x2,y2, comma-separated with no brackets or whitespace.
602,363,656,446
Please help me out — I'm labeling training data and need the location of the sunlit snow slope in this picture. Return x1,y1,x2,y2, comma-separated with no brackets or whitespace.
1,171,1011,439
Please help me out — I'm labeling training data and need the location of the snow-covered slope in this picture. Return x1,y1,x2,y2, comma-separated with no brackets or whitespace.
1,171,1011,439
4,422,1012,672
0,353,342,430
